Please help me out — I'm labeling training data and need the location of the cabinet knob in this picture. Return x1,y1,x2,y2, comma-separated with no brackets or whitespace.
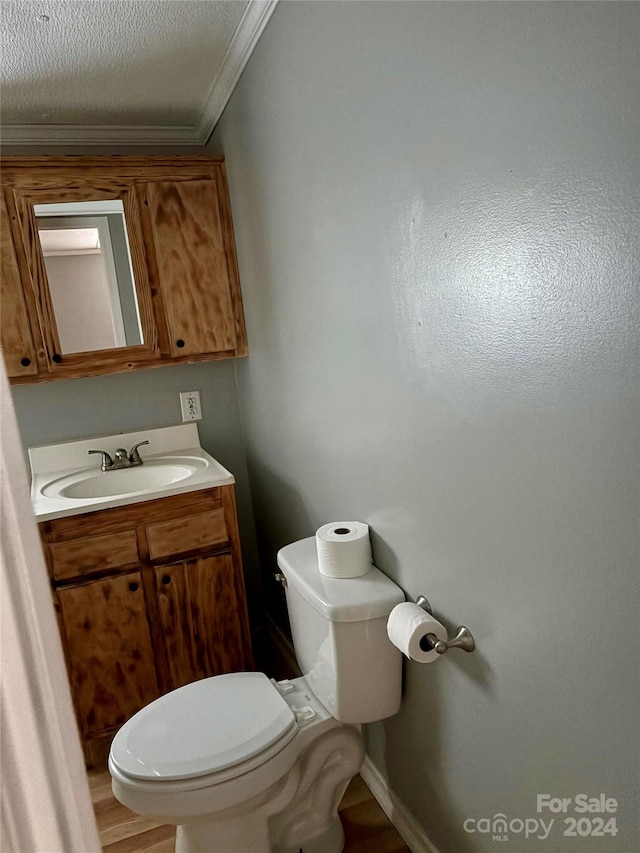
128,581,139,592
176,339,185,348
161,575,171,585
20,357,31,367
52,353,62,363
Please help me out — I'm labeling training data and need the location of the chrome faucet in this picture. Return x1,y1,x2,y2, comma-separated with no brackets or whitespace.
88,440,149,472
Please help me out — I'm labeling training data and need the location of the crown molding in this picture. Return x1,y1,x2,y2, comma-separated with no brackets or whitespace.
196,0,279,144
0,0,279,148
0,123,203,147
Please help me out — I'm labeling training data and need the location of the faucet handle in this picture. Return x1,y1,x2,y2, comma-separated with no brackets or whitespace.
128,440,149,465
88,449,113,471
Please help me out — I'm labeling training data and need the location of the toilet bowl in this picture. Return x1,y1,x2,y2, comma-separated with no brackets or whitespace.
110,673,363,853
109,536,405,852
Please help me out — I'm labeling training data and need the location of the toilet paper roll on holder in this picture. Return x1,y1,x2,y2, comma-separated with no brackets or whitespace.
415,595,476,654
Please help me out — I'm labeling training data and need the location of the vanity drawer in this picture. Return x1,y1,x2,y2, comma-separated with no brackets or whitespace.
49,530,139,581
146,508,229,561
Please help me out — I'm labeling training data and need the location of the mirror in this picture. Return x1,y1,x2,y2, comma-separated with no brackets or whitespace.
34,200,143,354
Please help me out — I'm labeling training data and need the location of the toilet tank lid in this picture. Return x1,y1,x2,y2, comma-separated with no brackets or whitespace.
277,537,404,622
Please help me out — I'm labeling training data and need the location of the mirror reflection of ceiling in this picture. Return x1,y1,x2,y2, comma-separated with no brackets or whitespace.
38,228,101,256
1,0,277,145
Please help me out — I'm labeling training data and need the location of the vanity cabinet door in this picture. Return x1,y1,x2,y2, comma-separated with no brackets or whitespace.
56,571,160,737
154,554,250,689
8,180,160,380
0,194,39,378
142,171,247,359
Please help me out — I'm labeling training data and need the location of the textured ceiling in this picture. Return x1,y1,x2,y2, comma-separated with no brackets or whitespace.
0,0,269,141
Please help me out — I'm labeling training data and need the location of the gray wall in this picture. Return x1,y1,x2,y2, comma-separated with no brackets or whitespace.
11,361,262,622
44,252,118,351
211,2,639,850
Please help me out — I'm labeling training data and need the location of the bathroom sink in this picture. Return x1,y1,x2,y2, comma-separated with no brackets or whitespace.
41,456,209,500
30,424,236,521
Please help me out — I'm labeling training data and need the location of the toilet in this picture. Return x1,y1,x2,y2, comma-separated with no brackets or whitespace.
108,535,405,853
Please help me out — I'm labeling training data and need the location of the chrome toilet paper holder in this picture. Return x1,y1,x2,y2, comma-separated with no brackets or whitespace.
415,595,476,654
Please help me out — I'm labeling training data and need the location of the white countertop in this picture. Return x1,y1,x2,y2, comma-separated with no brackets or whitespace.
29,424,235,521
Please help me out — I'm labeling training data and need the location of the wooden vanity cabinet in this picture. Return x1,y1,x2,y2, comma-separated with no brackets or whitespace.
39,485,253,764
155,554,249,689
56,571,160,738
1,156,248,384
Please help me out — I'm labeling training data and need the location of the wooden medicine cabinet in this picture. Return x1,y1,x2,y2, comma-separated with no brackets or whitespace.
1,155,247,383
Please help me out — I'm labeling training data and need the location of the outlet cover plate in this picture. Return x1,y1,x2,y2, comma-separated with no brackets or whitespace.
179,390,202,422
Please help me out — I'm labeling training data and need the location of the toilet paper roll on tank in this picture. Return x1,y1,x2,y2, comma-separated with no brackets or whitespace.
315,521,372,578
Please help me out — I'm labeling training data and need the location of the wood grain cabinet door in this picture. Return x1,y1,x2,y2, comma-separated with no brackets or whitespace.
155,554,249,689
56,572,159,737
143,175,246,358
0,194,39,378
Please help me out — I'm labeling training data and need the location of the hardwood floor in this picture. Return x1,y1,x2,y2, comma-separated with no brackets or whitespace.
89,766,410,853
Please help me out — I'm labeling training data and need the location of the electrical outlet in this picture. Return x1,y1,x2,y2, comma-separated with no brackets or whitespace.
179,390,202,422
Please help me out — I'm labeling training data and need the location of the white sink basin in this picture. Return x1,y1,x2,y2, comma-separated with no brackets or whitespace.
30,425,236,521
41,456,209,500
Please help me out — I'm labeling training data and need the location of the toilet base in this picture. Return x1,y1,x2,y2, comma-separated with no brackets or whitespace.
273,815,344,853
175,812,272,853
175,814,344,853
171,725,363,853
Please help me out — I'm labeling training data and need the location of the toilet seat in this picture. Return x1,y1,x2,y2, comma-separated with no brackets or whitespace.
109,674,341,822
110,672,297,784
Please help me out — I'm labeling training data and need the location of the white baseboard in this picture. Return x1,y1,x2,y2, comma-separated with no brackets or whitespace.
360,754,440,853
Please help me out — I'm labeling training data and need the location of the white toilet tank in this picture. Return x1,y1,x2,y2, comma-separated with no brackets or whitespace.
276,537,405,724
